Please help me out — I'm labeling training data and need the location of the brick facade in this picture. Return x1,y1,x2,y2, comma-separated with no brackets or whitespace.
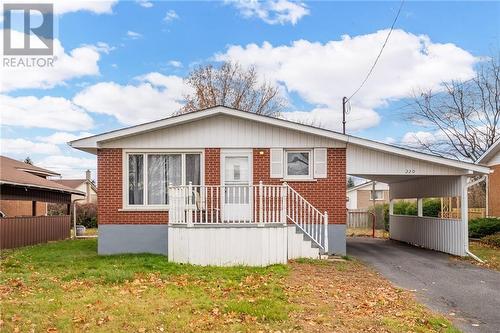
253,148,346,224
97,149,168,224
97,147,346,225
488,164,500,217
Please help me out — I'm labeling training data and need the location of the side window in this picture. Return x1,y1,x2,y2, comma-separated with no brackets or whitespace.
128,154,144,205
285,150,312,179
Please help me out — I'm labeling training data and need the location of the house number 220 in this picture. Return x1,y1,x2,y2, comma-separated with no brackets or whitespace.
405,169,416,174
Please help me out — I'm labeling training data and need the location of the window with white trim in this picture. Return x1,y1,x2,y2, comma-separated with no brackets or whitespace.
126,152,202,207
285,150,312,179
370,190,384,200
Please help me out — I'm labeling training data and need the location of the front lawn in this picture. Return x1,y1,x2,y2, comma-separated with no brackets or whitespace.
1,239,457,332
466,241,500,271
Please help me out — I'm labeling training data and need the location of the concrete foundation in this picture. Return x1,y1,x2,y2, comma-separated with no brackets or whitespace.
328,224,346,255
98,224,168,255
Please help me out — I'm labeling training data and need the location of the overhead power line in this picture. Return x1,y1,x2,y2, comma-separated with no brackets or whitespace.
347,0,405,102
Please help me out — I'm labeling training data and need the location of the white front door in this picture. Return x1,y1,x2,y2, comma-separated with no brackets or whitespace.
221,150,253,222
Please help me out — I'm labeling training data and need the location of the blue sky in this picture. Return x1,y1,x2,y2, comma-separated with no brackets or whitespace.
1,0,499,178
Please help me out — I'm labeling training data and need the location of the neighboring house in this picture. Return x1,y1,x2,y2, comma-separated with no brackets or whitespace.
347,181,389,210
0,156,83,217
477,139,500,217
53,170,97,203
70,106,489,265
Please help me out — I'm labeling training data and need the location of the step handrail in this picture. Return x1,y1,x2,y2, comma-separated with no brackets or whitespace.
285,184,328,252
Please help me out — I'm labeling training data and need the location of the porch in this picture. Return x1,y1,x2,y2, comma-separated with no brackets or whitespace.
167,182,329,266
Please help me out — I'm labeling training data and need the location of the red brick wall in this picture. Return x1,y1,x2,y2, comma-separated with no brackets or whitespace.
97,149,168,224
489,164,500,217
205,148,220,185
253,148,346,224
97,147,346,225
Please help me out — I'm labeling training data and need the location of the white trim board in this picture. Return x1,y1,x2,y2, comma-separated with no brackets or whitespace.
476,138,500,166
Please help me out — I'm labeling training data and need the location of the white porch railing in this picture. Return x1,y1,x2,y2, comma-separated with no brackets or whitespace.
168,182,329,251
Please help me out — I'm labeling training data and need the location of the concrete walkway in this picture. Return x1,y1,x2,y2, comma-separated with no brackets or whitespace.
347,237,500,333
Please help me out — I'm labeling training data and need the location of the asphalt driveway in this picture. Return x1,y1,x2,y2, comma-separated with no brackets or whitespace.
347,237,500,333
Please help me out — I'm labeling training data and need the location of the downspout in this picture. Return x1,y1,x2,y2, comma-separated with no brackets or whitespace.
464,175,487,263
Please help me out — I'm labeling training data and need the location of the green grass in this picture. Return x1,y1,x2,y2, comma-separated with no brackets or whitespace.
468,241,500,271
0,239,461,332
0,239,290,332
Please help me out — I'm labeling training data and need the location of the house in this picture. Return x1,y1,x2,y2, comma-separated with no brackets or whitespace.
70,106,489,266
0,156,82,217
347,181,389,210
53,170,97,204
0,156,85,249
477,139,500,217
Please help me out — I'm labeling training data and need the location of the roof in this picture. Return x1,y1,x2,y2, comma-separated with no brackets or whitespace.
347,181,374,193
346,181,389,193
476,138,500,165
53,179,85,188
0,156,84,195
53,179,97,192
70,105,490,175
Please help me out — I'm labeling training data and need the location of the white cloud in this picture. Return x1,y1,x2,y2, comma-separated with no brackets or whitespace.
0,30,102,93
36,132,94,145
0,0,117,22
37,155,96,179
227,0,309,25
49,0,117,15
168,60,183,68
401,130,447,146
73,72,192,125
216,29,478,131
0,138,60,155
88,42,115,54
0,95,94,131
384,137,396,145
283,106,380,131
127,31,142,39
164,10,179,22
136,0,153,8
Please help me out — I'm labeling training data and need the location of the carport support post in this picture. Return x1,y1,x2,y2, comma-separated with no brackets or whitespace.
417,198,423,217
461,176,469,255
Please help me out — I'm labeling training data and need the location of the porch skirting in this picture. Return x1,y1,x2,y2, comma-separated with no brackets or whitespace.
168,224,289,266
98,224,168,255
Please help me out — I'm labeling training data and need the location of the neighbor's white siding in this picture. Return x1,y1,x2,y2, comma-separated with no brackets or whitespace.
168,225,288,266
101,115,345,149
486,151,500,166
390,215,465,256
347,145,467,176
346,191,357,209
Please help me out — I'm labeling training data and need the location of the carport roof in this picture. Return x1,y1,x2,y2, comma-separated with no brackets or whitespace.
70,106,490,175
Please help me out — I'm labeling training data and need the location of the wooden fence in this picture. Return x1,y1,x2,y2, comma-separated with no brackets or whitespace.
441,208,486,220
0,215,71,249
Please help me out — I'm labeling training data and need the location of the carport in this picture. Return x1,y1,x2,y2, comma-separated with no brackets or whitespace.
345,138,490,257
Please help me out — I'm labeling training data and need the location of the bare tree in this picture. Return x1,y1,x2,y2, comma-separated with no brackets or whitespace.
180,62,284,116
406,56,500,161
